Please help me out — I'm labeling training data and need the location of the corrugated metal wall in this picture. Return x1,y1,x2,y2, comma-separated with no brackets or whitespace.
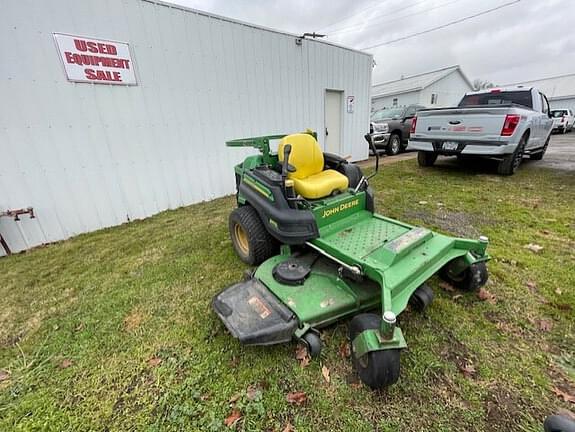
0,0,372,255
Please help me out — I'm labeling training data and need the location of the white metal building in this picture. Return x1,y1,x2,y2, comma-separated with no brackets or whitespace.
371,65,473,111
505,73,575,112
0,0,372,256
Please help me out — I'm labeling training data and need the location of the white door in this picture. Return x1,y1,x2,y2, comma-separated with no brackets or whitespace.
325,90,343,154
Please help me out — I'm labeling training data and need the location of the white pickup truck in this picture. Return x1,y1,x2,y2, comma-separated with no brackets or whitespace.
408,87,554,175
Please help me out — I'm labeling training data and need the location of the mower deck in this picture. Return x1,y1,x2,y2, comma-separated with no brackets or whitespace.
214,207,487,345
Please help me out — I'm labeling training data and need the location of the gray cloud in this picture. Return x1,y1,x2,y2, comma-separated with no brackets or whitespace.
169,0,575,85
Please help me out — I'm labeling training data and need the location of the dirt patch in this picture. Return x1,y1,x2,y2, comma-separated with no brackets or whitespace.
123,309,145,332
440,333,478,379
404,208,492,238
485,385,524,430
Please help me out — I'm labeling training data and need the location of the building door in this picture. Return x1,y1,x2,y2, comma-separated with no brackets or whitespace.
324,90,343,154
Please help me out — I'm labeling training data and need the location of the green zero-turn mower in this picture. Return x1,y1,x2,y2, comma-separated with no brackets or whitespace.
213,130,490,389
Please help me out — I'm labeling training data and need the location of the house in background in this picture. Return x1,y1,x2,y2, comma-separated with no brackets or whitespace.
371,65,473,111
505,73,575,112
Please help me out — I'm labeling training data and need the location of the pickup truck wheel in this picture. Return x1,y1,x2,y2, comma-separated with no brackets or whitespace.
498,134,527,175
417,151,438,167
530,136,549,161
386,134,402,156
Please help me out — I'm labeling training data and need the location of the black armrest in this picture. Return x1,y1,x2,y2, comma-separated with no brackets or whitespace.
323,152,347,168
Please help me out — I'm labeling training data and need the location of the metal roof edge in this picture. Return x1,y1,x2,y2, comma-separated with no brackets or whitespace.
372,87,422,99
141,0,373,58
372,64,460,87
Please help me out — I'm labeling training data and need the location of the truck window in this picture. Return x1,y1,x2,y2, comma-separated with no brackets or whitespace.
404,106,416,118
458,91,533,109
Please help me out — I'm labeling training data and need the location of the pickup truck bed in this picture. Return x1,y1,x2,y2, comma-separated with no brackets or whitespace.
408,87,554,175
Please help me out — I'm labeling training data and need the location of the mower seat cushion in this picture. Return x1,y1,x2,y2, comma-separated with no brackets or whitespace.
279,133,349,199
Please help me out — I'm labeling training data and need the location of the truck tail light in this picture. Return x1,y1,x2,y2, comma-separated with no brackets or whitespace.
501,114,520,136
410,115,417,134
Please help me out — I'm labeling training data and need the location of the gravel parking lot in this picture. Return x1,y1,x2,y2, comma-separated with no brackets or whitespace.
362,132,575,173
531,132,575,171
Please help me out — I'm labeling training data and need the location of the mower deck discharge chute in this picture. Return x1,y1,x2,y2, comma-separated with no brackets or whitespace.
213,131,490,388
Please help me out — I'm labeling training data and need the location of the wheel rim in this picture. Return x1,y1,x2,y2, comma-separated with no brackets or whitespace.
234,223,249,255
513,143,525,170
390,136,400,154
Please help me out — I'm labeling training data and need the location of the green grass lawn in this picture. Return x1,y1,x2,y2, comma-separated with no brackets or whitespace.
1,159,574,431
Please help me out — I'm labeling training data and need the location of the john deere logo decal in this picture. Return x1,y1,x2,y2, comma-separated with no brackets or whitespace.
322,199,359,218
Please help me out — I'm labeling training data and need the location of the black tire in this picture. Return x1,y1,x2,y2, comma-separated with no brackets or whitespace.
530,136,550,160
417,151,438,167
229,205,278,265
439,261,488,291
386,133,402,156
498,134,527,175
349,313,401,389
409,284,434,311
544,415,575,432
302,332,322,358
339,163,363,189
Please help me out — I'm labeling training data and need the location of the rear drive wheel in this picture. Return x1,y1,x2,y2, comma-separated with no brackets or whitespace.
349,314,401,389
498,134,527,175
417,151,438,167
439,261,488,291
386,133,402,156
229,205,278,265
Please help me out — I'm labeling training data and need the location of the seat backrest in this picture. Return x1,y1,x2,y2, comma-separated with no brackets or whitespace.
278,134,324,180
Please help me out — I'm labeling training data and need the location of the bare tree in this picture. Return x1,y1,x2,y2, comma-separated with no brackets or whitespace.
473,79,496,90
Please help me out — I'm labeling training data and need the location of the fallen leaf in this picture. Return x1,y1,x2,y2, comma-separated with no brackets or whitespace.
229,356,240,368
0,370,10,382
286,391,308,405
418,200,428,205
526,281,537,292
458,361,477,378
552,387,575,404
246,385,259,401
295,344,310,368
452,294,463,301
147,356,162,367
338,341,351,359
524,243,544,253
228,393,241,404
282,422,295,432
556,288,563,295
321,365,331,384
224,409,242,427
74,322,85,332
60,359,73,369
477,288,496,304
439,281,455,292
538,319,554,332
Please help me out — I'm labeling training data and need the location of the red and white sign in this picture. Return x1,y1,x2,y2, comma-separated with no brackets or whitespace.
53,33,137,85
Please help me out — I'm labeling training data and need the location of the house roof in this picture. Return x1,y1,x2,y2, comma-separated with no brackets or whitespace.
504,73,575,100
371,65,471,98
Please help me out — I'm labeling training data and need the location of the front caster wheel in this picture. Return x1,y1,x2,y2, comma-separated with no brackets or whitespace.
409,284,434,311
348,314,401,389
439,261,488,291
302,331,322,358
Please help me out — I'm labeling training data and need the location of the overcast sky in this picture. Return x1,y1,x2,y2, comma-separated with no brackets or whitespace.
169,0,575,86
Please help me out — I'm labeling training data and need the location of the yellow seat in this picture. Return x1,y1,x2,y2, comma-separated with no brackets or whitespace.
278,133,349,199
